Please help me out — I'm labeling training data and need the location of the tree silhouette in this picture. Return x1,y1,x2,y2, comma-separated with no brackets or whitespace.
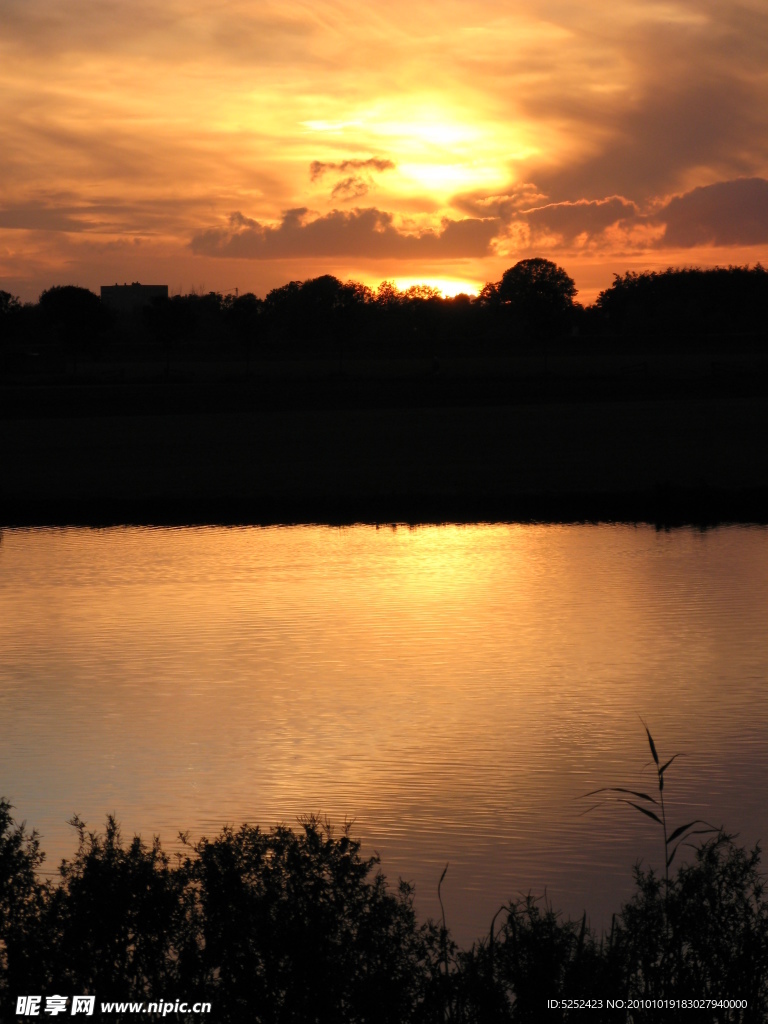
0,291,22,349
38,285,111,366
497,258,577,337
593,265,768,343
262,276,372,346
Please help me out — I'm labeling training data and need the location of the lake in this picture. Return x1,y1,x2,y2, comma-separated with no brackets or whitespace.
1,523,767,946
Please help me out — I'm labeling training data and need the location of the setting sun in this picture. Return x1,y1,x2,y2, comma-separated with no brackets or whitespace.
1,0,767,301
391,276,481,298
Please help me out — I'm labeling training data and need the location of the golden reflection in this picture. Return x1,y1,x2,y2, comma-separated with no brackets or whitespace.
2,525,768,943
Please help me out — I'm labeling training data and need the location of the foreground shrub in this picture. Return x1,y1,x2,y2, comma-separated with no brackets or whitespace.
0,800,50,1004
615,833,768,1021
2,798,767,1023
1,807,441,1023
185,817,440,1022
43,815,189,1003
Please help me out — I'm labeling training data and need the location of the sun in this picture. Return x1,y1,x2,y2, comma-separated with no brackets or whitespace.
392,277,481,298
349,97,515,200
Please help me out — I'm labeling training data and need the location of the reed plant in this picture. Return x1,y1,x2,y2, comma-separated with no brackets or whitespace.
582,720,718,889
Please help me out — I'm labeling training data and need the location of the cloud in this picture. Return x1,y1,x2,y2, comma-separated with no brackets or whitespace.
521,197,638,243
309,158,396,182
452,185,547,220
452,189,643,253
2,0,316,66
0,204,93,233
528,77,764,206
5,0,768,298
330,177,370,200
654,177,768,247
190,207,499,260
524,3,768,203
310,158,396,202
0,194,221,238
459,177,768,254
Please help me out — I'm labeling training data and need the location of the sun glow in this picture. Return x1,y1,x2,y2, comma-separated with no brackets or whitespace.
392,277,481,298
398,161,503,194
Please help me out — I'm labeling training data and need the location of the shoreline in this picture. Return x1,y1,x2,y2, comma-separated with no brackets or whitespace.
3,389,767,529
3,487,768,529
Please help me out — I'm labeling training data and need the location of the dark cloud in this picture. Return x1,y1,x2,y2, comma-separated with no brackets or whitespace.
229,211,259,230
509,0,768,205
518,0,768,211
531,76,763,205
452,185,546,220
309,158,395,182
457,176,768,253
310,158,396,203
330,176,370,200
3,0,315,66
0,195,221,237
190,207,499,260
522,197,638,243
453,188,640,248
654,177,768,247
0,204,92,233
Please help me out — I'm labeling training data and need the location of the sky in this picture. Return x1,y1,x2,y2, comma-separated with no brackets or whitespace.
2,0,768,303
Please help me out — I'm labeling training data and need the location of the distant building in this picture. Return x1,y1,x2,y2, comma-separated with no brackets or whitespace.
100,282,168,314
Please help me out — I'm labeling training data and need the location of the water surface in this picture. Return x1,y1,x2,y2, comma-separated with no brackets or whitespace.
1,524,767,945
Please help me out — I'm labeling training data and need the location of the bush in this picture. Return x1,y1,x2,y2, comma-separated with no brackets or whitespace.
615,833,768,1021
1,809,442,1023
0,799,49,1002
185,817,438,1022
2,801,767,1023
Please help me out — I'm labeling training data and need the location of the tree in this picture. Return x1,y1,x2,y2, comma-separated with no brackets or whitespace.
263,276,373,347
497,258,577,337
0,291,21,318
38,285,105,333
38,285,111,364
593,265,768,344
0,291,22,348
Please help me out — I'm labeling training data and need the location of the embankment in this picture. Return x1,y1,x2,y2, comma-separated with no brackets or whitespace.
2,371,767,525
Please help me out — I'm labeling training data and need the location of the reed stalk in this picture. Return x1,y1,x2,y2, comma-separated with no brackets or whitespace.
582,721,718,992
583,721,717,883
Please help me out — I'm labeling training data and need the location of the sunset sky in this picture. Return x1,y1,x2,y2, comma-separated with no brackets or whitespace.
2,0,768,303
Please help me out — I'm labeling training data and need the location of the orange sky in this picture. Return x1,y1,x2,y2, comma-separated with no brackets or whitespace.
2,0,768,303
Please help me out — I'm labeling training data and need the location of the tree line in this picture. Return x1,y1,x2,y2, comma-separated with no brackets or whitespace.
2,260,768,360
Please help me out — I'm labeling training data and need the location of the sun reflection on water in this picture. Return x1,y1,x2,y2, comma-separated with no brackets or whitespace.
1,523,767,945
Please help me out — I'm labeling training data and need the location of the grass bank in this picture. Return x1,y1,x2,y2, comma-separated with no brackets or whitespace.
2,385,768,526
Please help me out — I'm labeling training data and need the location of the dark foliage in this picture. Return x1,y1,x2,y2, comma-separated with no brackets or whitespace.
2,795,767,1023
186,818,438,1023
5,264,768,368
1,804,443,1023
451,835,768,1023
0,291,23,349
38,285,112,346
614,835,768,1021
592,265,768,344
496,258,578,337
0,800,50,1004
263,276,373,347
0,291,22,324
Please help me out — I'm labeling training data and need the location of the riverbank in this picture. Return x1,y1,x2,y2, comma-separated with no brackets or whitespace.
3,799,767,1022
2,378,767,526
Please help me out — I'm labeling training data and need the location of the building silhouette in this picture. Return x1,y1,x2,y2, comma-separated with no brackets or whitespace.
101,282,168,314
